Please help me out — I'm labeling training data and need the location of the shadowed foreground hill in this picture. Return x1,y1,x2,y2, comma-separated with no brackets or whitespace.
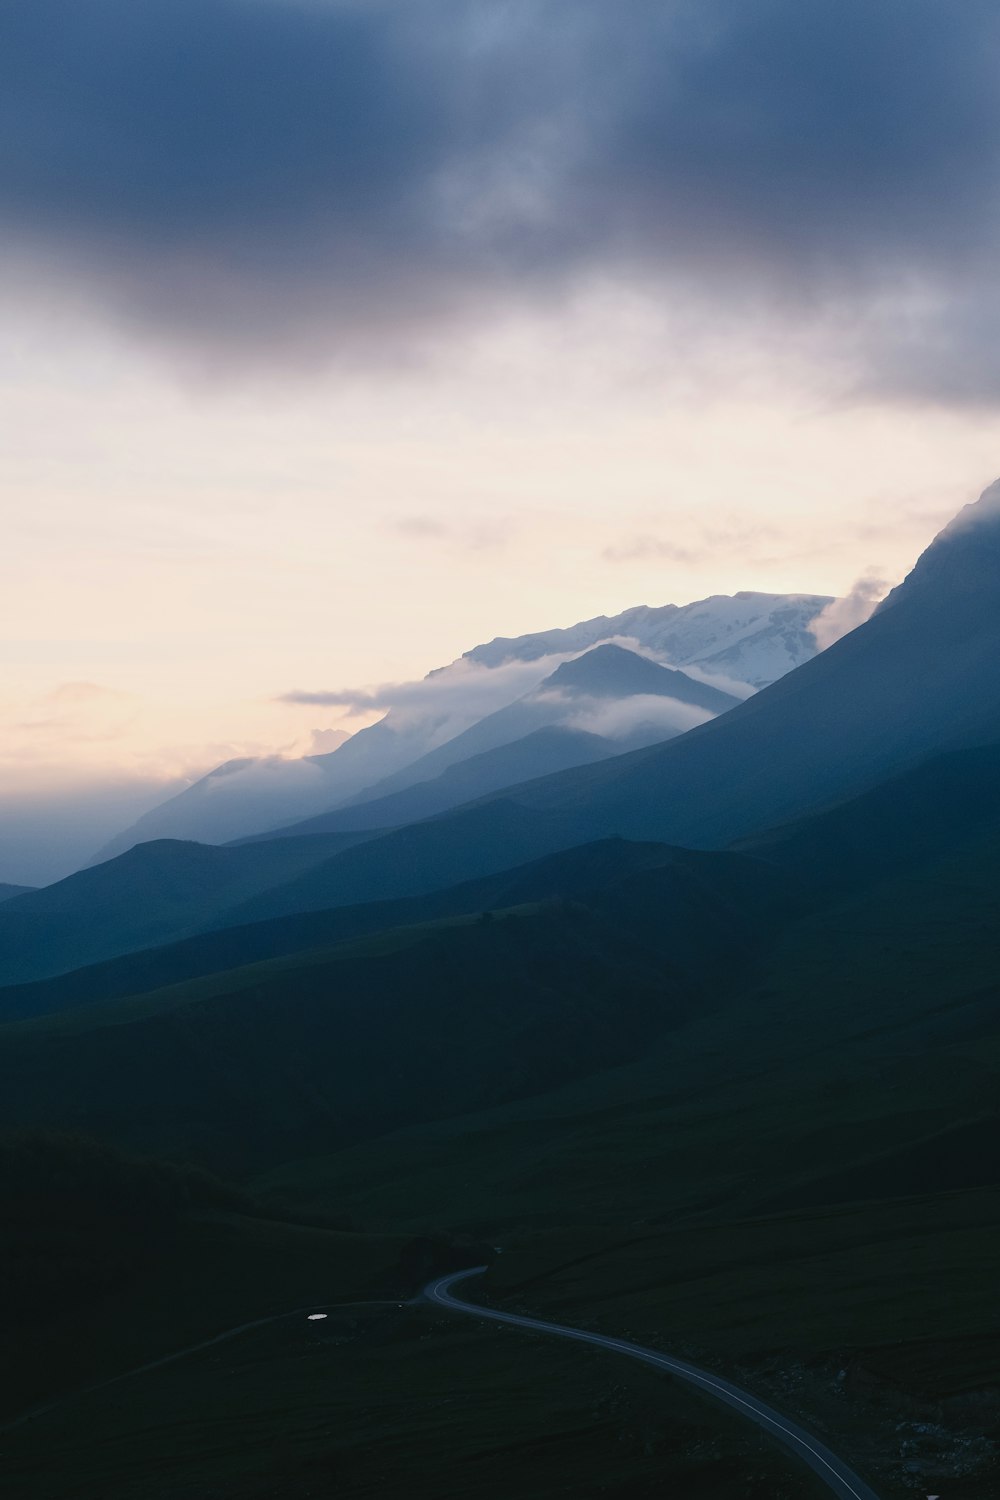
3,738,1000,1494
4,734,1000,1189
0,1130,412,1428
0,838,710,1023
0,844,793,1172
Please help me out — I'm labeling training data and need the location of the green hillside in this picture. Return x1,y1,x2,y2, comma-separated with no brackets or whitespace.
3,746,1000,1496
0,838,732,1023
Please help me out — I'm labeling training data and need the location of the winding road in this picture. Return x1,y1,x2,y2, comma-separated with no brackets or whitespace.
425,1267,881,1500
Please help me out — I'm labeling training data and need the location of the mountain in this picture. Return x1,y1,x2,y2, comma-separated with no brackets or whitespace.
6,504,1000,1498
339,645,741,804
466,590,832,687
96,594,825,858
6,490,994,985
254,646,742,839
539,643,743,706
0,830,376,987
242,727,617,840
242,480,1000,904
0,883,34,904
0,655,730,985
8,736,998,1030
490,480,1000,848
0,840,792,1170
91,754,366,862
6,776,1000,1497
0,838,745,1024
739,741,1000,901
3,730,999,1181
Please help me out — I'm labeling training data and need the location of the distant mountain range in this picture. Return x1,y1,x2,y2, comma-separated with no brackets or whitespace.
95,593,823,856
1,487,995,987
465,590,831,686
250,645,740,841
248,479,998,907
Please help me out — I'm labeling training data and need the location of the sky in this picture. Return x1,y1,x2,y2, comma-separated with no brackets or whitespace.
3,0,1000,880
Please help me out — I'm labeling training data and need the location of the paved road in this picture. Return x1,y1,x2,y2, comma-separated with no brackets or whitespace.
425,1267,881,1500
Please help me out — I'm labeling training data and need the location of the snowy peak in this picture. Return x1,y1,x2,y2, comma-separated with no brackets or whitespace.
466,591,832,689
94,591,832,856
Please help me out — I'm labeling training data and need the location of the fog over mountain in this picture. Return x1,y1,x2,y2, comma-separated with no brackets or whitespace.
244,646,742,842
93,592,829,860
198,479,1000,918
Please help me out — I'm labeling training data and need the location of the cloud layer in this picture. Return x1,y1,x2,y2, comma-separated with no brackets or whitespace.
3,1,1000,395
809,573,890,651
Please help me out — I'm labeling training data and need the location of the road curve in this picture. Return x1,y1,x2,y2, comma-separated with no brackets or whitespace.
425,1267,881,1500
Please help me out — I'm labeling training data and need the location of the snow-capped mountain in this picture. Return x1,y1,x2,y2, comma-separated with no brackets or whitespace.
93,590,833,858
328,644,743,811
466,591,832,690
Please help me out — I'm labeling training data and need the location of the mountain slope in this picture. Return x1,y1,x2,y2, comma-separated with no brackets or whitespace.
0,883,34,904
739,742,1000,900
6,490,994,988
0,830,376,987
257,789,1000,1243
0,845,791,1171
4,731,1000,1192
253,646,742,840
495,482,1000,844
8,736,997,1029
245,481,1000,902
241,727,618,840
98,595,818,858
216,802,618,927
540,643,742,707
336,645,740,808
0,839,693,1023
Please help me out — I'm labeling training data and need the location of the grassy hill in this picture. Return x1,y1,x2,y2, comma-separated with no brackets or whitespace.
0,1131,415,1423
3,744,1000,1495
0,838,705,1023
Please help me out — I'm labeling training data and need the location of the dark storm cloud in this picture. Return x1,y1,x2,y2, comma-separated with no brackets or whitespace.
3,0,1000,394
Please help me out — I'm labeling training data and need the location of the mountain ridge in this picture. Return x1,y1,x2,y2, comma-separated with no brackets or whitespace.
92,593,826,858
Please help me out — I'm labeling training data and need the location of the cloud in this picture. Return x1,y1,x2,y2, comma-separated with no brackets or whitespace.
676,663,756,701
280,653,568,725
2,2,1000,397
603,521,782,565
809,571,890,650
604,536,702,565
2,681,141,752
562,692,714,741
390,515,513,550
392,516,449,540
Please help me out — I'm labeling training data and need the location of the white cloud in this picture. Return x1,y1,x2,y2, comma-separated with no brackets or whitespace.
561,693,715,742
809,572,891,651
